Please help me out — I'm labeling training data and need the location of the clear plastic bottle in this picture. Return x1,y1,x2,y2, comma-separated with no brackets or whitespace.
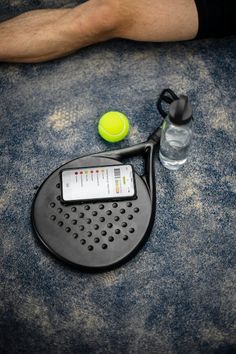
159,95,193,170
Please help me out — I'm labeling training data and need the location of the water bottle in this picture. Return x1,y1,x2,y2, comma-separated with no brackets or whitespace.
159,95,193,170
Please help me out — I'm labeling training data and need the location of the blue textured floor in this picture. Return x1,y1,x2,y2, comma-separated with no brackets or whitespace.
1,1,236,353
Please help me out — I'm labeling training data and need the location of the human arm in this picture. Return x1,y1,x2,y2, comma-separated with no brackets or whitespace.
0,0,199,63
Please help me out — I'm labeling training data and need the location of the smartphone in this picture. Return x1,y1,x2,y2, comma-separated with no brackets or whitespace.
60,164,136,203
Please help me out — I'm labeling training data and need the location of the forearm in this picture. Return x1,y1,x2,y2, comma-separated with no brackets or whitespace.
0,2,116,63
0,9,71,63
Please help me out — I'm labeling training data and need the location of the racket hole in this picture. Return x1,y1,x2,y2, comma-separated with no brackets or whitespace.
71,207,77,212
58,221,63,227
50,202,55,208
92,211,98,216
108,236,114,242
84,205,90,211
114,216,120,222
134,207,140,213
129,228,135,234
99,217,105,222
106,210,112,216
79,213,84,218
87,231,92,237
128,215,133,220
94,224,99,230
86,218,92,224
123,235,129,241
56,183,60,189
88,245,94,251
121,222,127,228
80,239,86,245
94,237,100,243
56,195,61,201
99,204,104,210
50,215,56,221
64,213,70,219
107,223,113,229
57,208,63,214
65,227,71,233
101,231,107,236
73,233,78,239
79,225,85,231
115,229,120,234
112,203,118,208
120,209,125,214
71,219,77,225
126,202,132,207
102,244,108,250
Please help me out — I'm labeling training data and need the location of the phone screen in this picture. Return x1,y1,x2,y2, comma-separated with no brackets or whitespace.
60,164,136,203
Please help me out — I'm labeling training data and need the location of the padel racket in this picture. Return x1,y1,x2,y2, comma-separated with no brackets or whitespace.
32,90,181,271
31,125,161,271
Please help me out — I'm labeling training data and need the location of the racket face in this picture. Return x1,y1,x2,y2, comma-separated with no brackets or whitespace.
32,156,154,270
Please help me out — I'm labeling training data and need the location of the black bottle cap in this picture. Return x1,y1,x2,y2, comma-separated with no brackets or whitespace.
169,95,192,125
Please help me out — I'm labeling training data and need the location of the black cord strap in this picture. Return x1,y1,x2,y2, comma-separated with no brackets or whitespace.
156,89,179,118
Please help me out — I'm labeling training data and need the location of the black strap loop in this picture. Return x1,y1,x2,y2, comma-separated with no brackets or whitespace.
156,88,179,118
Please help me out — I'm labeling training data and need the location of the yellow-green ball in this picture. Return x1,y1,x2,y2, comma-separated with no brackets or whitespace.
98,111,130,143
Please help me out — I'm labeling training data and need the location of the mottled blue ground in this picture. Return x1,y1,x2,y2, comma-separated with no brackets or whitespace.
0,1,236,353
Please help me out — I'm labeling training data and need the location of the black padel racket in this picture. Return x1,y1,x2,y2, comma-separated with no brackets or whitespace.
32,126,161,271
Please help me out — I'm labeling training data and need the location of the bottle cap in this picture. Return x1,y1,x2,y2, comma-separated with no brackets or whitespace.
169,95,192,125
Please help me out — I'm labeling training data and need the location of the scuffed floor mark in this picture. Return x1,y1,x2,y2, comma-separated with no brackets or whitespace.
8,293,55,337
72,307,106,331
175,174,204,214
47,107,77,131
0,181,18,214
211,106,234,132
37,98,100,153
102,272,120,287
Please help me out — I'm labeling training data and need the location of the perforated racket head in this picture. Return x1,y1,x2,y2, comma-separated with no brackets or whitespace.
32,155,154,270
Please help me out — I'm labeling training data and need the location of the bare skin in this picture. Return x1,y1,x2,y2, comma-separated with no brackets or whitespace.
0,0,199,63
